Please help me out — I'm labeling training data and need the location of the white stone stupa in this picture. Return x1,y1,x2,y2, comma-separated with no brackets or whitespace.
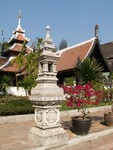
28,26,68,147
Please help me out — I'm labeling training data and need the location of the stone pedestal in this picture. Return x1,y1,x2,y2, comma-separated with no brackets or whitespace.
28,84,68,147
29,127,68,147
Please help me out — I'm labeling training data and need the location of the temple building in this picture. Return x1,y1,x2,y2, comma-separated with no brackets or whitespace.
101,42,113,71
56,25,111,84
0,11,33,86
0,15,112,94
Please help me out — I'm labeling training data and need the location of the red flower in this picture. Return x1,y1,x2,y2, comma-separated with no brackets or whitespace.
76,103,81,107
62,82,104,118
66,102,74,107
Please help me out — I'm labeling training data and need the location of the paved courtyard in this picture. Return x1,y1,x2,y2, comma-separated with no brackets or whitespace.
0,110,113,150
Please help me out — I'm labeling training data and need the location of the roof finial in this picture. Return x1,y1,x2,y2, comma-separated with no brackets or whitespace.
95,24,99,38
1,30,5,56
43,25,55,50
18,10,22,27
45,25,51,42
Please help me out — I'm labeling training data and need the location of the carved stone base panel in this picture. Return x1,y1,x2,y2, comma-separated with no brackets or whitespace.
34,106,61,129
28,127,68,147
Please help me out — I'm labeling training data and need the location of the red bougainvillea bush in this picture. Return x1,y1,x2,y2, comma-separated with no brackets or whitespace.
62,82,104,119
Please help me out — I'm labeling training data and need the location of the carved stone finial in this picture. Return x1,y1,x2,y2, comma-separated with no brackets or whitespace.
43,25,55,50
45,25,51,42
18,10,22,27
95,24,99,38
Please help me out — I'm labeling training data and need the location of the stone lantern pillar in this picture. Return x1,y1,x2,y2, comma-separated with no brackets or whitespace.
28,26,68,147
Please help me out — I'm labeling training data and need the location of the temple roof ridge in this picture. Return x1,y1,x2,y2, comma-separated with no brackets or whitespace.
56,37,97,56
8,31,30,43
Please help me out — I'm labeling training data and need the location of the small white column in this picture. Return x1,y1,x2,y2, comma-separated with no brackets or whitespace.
43,62,48,72
53,62,57,73
38,63,42,73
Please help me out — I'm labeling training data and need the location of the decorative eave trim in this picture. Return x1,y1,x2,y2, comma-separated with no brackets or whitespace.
55,37,97,57
26,45,33,52
8,32,30,43
0,56,16,69
83,37,97,60
8,43,17,50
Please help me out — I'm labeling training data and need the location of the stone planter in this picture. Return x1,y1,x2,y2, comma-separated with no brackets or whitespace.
72,116,92,135
104,112,113,126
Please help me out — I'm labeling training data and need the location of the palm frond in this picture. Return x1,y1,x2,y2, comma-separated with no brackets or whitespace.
75,58,103,85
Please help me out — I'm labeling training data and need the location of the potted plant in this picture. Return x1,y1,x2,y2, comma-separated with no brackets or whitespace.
103,87,113,126
62,82,103,135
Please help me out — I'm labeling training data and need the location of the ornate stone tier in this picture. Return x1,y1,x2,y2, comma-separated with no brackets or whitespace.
29,82,64,129
30,83,64,102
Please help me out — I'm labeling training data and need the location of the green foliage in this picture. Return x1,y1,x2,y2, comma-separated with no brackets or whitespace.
64,77,75,86
12,39,42,95
0,41,9,54
0,95,112,116
0,95,34,116
110,72,113,80
0,75,11,93
60,100,112,111
102,87,113,102
3,41,10,50
75,58,103,86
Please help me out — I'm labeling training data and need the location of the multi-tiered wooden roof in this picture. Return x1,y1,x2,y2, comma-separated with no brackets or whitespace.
0,11,32,73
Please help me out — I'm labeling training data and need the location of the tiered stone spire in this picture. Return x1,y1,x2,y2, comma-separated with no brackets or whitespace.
43,25,55,52
29,26,68,147
37,26,57,83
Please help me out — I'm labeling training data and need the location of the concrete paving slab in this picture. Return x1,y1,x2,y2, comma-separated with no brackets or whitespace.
0,107,113,150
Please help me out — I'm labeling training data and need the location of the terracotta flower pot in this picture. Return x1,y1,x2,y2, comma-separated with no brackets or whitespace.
104,112,113,126
72,116,92,135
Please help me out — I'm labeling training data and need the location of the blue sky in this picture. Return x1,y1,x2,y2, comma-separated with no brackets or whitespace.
0,0,113,48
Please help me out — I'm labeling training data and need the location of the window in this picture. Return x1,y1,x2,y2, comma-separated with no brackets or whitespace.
48,62,53,72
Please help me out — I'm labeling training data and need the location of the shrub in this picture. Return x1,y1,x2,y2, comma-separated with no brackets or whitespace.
0,95,34,116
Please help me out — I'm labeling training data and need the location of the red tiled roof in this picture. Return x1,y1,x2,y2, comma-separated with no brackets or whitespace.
1,61,20,72
16,33,28,41
56,38,96,72
0,58,26,73
9,43,23,52
16,27,24,33
9,43,32,53
0,57,8,67
13,26,25,34
26,46,32,53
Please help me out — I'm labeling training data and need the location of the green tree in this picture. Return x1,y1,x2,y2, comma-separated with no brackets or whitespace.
75,58,103,86
0,41,9,56
12,39,42,95
64,77,75,86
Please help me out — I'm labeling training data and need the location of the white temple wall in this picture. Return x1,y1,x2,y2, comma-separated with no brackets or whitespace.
6,87,27,96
